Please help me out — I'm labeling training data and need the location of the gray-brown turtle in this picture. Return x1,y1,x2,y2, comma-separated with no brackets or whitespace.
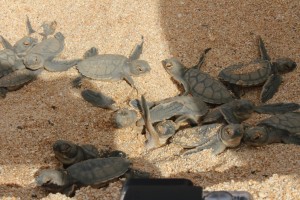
140,95,177,150
53,140,101,168
163,48,235,104
36,157,131,197
74,37,151,89
172,123,244,155
243,112,300,146
202,99,300,124
218,36,297,102
23,32,80,72
132,95,209,127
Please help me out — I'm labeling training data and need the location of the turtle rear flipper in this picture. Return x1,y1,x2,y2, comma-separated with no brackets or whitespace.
254,103,300,114
81,89,117,110
0,35,13,50
44,59,81,72
83,47,99,59
128,36,144,61
0,68,38,87
260,73,282,103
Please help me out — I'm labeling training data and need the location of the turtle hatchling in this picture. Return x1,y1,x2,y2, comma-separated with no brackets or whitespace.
74,36,150,89
53,140,101,168
218,36,297,102
23,32,80,72
172,123,244,155
243,112,300,146
36,157,131,197
132,95,209,127
163,48,235,104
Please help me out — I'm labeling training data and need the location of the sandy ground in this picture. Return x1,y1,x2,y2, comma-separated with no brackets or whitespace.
0,1,299,199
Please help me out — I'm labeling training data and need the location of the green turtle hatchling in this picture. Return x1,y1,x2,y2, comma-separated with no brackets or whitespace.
36,157,131,197
113,108,138,128
218,36,297,103
81,89,118,110
140,95,178,150
202,99,300,124
73,36,151,90
171,123,244,155
162,48,235,104
23,32,80,72
130,95,209,127
243,112,300,146
53,140,101,168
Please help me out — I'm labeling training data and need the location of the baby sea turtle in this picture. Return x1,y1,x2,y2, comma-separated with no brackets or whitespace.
74,37,150,89
172,123,244,155
23,32,79,72
202,99,300,124
218,36,297,103
243,112,300,146
36,157,131,197
132,95,209,127
81,89,118,110
113,108,138,128
53,140,101,168
140,95,177,150
163,48,235,104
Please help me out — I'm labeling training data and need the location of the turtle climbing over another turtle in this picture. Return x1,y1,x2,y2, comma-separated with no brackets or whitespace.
171,123,245,155
73,36,151,90
140,95,177,150
163,48,235,104
218,36,297,103
131,95,209,127
243,112,300,146
81,89,118,110
202,99,300,124
36,157,131,197
113,108,138,128
23,32,80,72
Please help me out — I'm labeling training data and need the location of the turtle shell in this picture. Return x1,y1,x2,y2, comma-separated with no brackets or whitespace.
66,157,130,186
184,68,234,104
218,60,271,86
77,54,129,81
258,112,300,134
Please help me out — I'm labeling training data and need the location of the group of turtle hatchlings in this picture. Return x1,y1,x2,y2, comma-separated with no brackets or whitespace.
1,18,299,197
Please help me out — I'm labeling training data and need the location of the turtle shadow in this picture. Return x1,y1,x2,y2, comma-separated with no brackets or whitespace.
169,144,300,188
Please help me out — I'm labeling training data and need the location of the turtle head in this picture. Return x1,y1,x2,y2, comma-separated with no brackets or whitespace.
129,60,151,76
13,36,37,55
113,108,138,128
23,53,44,70
273,58,297,73
36,169,67,192
220,124,244,147
162,58,185,78
243,126,268,146
53,140,78,162
233,100,255,122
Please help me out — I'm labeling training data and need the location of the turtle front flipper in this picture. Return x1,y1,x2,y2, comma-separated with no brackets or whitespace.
258,36,271,61
260,73,282,103
26,16,36,35
0,35,13,50
44,59,81,72
128,36,144,61
254,102,300,114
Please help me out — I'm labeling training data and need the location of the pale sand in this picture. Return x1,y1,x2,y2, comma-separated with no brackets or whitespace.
0,1,299,199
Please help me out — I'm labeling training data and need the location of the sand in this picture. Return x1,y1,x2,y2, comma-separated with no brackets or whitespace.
0,0,299,199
